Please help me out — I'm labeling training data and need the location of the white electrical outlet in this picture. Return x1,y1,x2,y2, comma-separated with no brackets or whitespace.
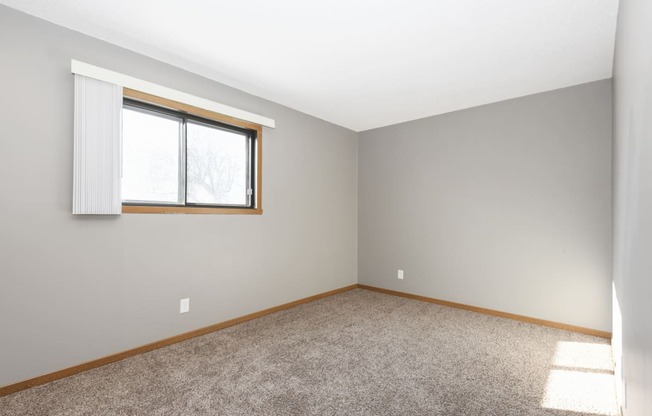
180,298,190,314
398,269,404,280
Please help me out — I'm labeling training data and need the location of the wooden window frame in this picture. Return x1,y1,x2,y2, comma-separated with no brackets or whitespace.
121,88,263,215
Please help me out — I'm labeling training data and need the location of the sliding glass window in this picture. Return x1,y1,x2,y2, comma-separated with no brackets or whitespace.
121,99,256,210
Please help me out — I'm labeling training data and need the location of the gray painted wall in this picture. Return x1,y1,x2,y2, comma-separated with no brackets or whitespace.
612,0,652,413
0,6,357,387
359,80,612,331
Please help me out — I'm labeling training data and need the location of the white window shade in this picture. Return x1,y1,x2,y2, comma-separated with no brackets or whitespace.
73,74,123,215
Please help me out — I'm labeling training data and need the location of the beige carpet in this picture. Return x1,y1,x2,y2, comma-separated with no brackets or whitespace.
0,289,617,415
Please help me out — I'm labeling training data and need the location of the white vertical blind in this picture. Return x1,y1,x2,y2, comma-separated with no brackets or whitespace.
73,74,123,215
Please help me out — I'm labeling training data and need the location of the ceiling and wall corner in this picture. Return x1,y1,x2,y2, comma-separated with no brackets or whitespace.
0,0,619,132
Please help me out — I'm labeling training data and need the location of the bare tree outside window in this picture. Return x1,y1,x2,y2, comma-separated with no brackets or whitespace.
121,100,255,210
187,122,248,206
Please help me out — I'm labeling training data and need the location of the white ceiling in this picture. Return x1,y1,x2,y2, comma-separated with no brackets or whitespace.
1,0,619,131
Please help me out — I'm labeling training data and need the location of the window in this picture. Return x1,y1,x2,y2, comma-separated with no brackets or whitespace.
121,90,262,214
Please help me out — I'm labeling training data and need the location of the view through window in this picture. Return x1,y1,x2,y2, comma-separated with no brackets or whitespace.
121,100,257,211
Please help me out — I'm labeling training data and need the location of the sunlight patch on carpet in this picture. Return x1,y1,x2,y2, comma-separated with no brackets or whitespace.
541,341,617,415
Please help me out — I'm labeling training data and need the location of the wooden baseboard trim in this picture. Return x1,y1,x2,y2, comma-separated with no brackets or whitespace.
0,284,358,397
357,284,612,339
1,283,609,396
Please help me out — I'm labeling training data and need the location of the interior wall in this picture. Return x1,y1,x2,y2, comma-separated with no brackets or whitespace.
358,80,613,331
0,6,357,387
612,0,652,413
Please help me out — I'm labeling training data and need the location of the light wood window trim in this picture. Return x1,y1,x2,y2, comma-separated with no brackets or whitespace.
122,88,263,215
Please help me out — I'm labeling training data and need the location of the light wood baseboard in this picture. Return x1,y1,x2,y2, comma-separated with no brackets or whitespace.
0,284,358,397
357,284,612,339
1,283,610,397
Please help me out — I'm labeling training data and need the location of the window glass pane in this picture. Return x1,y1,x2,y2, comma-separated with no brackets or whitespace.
122,108,181,204
186,121,249,206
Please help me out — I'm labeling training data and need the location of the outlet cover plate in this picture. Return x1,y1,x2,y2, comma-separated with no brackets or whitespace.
180,298,190,313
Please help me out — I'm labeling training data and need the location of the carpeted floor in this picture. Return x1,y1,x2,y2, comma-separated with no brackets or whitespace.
0,289,617,415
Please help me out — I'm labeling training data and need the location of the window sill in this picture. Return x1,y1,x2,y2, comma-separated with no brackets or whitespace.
122,205,263,215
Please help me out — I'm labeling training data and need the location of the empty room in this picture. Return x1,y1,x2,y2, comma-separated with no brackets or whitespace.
0,1,650,415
